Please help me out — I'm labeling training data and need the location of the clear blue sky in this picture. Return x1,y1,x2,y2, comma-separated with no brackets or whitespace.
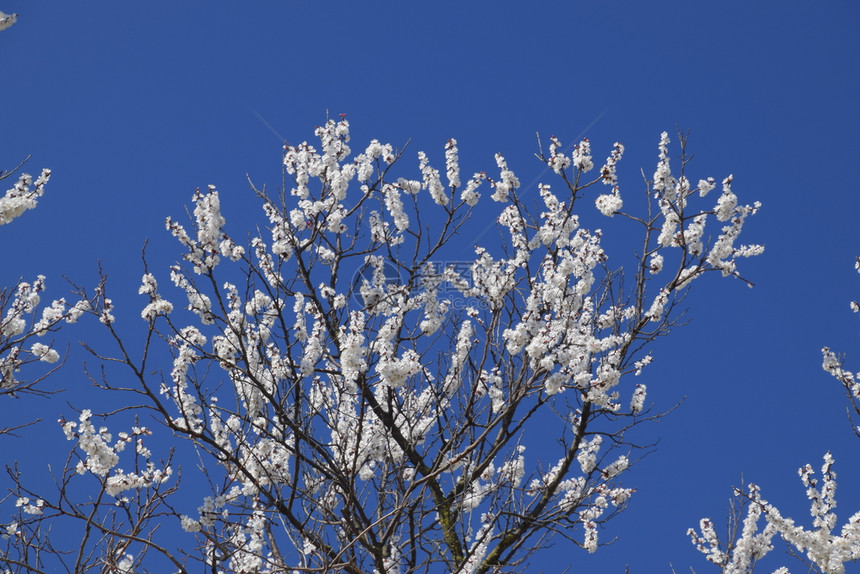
2,1,859,571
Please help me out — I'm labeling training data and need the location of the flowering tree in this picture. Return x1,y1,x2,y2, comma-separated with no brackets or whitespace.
688,259,860,574
1,120,764,573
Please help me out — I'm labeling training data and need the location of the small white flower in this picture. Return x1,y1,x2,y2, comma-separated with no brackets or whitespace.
3,521,19,539
572,139,594,172
180,515,202,532
116,553,135,574
15,497,44,515
595,189,623,217
648,253,664,275
31,342,59,363
630,384,647,414
0,11,17,31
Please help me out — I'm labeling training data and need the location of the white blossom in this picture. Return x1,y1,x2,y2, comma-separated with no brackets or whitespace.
0,169,50,225
3,521,18,539
115,553,136,574
698,177,716,197
15,497,44,516
653,132,676,196
445,138,460,188
460,172,486,206
0,11,17,31
576,435,602,474
572,139,594,172
715,175,738,221
383,183,409,231
419,151,448,206
595,188,623,217
65,410,119,476
600,142,624,186
490,153,519,202
99,299,116,325
29,342,59,363
630,383,647,413
648,253,664,275
180,515,201,532
546,135,571,174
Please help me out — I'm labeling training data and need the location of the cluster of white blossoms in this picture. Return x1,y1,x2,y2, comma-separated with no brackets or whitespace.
163,326,206,432
0,168,50,226
0,167,92,392
600,142,624,186
595,189,623,217
0,274,90,391
572,138,594,172
14,497,44,516
490,153,520,202
595,142,625,216
60,410,172,497
165,185,245,275
690,455,860,574
218,503,268,574
651,132,763,281
138,272,173,321
456,515,494,574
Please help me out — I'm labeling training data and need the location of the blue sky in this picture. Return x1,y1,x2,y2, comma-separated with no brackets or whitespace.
2,1,859,571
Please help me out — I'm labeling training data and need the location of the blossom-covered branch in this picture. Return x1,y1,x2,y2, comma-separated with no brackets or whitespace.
0,162,90,408
691,258,860,574
689,454,860,574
